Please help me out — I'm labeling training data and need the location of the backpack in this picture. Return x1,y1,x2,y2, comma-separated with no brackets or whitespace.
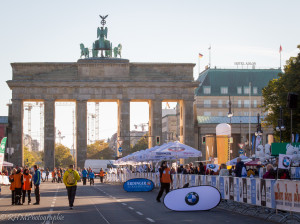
66,171,76,185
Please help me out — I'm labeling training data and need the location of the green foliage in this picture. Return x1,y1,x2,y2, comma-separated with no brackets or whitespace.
87,140,113,159
262,45,300,142
123,135,148,156
23,146,41,168
55,143,74,168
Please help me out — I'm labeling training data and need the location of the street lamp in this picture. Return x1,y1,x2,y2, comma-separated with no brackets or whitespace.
275,106,285,142
228,95,233,160
255,113,263,136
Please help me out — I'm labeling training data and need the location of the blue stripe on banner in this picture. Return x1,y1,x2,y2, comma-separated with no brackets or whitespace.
251,178,256,204
219,177,224,199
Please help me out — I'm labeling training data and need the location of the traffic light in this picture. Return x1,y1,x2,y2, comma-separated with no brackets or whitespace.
156,136,160,145
202,136,206,144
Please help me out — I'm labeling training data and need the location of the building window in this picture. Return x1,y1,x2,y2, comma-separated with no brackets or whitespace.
244,112,249,116
204,100,211,108
204,111,211,116
237,87,242,94
253,100,257,108
238,100,242,108
244,100,250,108
220,87,228,94
218,100,222,108
244,86,251,94
253,87,258,94
203,86,211,94
218,111,223,116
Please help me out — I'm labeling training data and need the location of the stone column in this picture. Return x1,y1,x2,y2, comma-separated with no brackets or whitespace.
148,100,162,148
76,100,87,169
11,99,23,167
117,99,130,156
179,100,195,148
44,99,55,171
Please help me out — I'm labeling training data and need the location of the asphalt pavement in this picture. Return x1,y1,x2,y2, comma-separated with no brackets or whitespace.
0,180,275,224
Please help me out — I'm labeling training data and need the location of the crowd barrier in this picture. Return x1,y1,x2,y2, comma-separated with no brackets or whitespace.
107,173,300,213
0,175,10,185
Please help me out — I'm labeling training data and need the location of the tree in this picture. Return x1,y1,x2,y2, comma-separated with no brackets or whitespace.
262,45,300,142
55,143,74,168
23,146,43,168
87,140,110,159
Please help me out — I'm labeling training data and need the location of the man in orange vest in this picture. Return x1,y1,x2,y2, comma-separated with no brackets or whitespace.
14,167,23,205
9,168,17,205
99,168,105,183
156,161,172,202
22,168,32,205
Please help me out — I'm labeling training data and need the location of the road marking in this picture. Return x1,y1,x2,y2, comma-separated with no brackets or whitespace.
117,200,121,202
136,211,143,216
146,218,155,223
90,200,111,224
128,207,134,210
122,203,127,206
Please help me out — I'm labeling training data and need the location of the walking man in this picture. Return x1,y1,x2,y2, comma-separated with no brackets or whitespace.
63,165,80,209
156,161,172,202
33,165,41,205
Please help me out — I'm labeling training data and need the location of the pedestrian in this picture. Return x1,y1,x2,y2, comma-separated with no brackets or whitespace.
82,168,88,185
45,168,49,181
263,164,276,179
219,164,229,176
99,168,105,183
9,168,17,205
57,170,62,183
33,165,41,205
14,167,23,205
156,161,172,202
89,170,95,185
63,165,80,209
22,168,32,205
234,158,245,177
52,170,56,183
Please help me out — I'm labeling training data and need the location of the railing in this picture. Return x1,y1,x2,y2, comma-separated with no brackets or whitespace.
106,172,300,214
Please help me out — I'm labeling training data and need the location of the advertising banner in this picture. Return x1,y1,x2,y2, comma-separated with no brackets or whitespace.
172,174,177,189
278,154,293,169
190,175,196,187
206,175,212,186
123,178,154,192
294,181,300,212
201,175,206,185
271,143,300,156
219,177,225,199
250,178,256,205
234,178,240,202
224,177,229,200
211,176,217,188
291,167,300,179
256,178,261,206
274,180,285,210
0,137,7,169
179,174,183,188
242,178,247,203
229,177,234,201
164,186,221,211
261,179,266,206
283,180,293,210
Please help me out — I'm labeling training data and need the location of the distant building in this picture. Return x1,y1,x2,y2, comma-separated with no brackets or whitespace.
194,68,280,159
162,109,178,144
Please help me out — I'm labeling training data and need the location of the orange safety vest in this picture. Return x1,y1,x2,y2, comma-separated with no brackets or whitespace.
9,174,16,191
22,174,32,190
100,170,105,177
160,167,171,183
14,173,23,189
52,171,55,177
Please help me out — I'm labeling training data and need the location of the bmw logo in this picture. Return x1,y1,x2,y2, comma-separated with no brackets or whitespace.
282,156,291,168
185,192,199,206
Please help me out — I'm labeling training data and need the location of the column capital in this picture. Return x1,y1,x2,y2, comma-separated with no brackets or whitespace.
76,99,88,103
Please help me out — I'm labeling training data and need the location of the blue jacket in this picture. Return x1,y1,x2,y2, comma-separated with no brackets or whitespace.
82,169,88,178
89,172,95,179
34,169,41,186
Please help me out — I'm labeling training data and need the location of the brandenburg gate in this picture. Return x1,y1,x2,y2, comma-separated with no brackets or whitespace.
6,16,198,170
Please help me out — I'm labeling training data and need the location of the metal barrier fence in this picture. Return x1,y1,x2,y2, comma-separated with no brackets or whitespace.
107,173,300,213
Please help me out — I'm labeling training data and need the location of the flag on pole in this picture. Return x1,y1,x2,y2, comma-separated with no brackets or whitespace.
0,137,7,169
199,53,203,58
279,45,282,53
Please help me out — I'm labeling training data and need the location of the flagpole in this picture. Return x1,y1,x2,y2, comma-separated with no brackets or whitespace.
209,45,211,68
198,56,200,75
280,50,281,69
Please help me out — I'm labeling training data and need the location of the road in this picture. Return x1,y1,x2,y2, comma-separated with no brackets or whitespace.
0,181,274,224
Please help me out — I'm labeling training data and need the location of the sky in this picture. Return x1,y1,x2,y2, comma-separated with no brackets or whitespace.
0,0,299,148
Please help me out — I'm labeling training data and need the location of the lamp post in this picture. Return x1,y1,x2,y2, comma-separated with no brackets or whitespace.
275,106,285,142
228,95,233,161
255,113,263,137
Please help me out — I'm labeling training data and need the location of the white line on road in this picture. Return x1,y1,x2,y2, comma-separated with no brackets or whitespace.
122,203,127,206
117,200,121,202
136,211,143,216
91,200,111,224
128,207,134,210
146,218,155,223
